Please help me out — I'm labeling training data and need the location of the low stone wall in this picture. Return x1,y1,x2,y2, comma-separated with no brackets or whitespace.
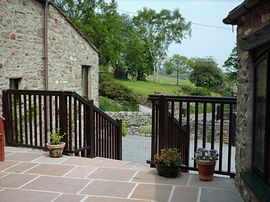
105,112,152,136
106,111,231,143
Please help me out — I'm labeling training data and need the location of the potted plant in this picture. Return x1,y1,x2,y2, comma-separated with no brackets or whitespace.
46,128,65,158
194,148,219,181
154,148,181,178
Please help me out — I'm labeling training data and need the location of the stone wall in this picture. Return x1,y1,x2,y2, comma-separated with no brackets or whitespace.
106,111,231,143
235,1,270,201
106,112,152,136
0,0,99,115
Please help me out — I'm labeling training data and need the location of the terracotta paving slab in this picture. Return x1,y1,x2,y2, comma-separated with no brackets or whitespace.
0,161,18,171
22,176,90,194
26,163,75,176
53,193,85,202
80,180,135,198
0,172,8,178
1,149,243,202
170,186,199,202
0,173,37,188
64,166,98,178
189,174,237,190
200,188,243,202
132,170,189,185
0,188,58,202
85,196,151,202
32,155,70,164
130,183,172,201
6,153,42,161
61,156,102,166
5,162,38,173
87,167,137,181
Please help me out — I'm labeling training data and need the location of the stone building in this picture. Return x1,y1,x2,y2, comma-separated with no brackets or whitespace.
224,0,270,201
0,0,99,114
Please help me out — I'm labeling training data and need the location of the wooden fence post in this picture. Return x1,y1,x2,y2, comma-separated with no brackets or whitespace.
59,92,68,152
0,117,5,161
87,100,95,158
158,95,168,150
117,119,122,160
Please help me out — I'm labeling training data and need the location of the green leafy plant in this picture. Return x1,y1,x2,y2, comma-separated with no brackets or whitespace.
139,125,152,134
48,128,65,145
99,81,139,108
154,148,181,167
122,120,127,137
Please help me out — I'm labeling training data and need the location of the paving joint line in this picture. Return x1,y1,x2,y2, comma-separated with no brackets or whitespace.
168,185,176,202
127,182,139,198
1,161,22,172
76,179,93,195
17,175,40,189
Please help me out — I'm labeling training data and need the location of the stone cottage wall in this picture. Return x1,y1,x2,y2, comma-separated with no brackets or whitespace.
47,4,99,104
236,1,270,201
0,0,99,115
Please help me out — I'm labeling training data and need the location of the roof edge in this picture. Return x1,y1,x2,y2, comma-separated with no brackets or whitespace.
223,0,263,25
39,0,99,53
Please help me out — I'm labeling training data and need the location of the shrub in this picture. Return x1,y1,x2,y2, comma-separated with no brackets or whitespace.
99,81,140,107
178,85,211,96
138,125,152,134
122,120,127,137
99,96,138,112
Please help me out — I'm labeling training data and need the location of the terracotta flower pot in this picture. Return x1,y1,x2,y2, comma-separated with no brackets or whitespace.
196,160,216,181
46,142,66,158
156,164,180,178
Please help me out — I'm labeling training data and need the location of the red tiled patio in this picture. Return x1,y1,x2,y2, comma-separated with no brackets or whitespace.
0,147,243,202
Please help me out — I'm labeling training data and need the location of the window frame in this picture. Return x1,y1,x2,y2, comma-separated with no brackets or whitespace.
252,48,270,185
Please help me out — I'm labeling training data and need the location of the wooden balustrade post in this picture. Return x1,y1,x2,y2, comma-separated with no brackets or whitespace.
0,117,5,161
117,119,122,160
158,95,168,150
87,100,95,158
59,92,68,152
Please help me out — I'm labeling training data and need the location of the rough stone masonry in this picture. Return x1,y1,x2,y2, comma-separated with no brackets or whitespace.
0,0,99,115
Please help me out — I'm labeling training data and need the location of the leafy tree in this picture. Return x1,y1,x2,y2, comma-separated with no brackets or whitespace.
223,47,238,92
133,8,191,81
164,55,190,86
53,0,126,74
189,57,224,92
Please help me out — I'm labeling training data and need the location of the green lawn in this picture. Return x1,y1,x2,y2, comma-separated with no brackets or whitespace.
146,75,191,86
114,76,191,97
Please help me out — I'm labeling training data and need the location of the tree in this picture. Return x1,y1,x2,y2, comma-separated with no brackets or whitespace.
53,0,127,75
189,57,224,92
164,55,190,86
223,47,238,82
133,8,191,81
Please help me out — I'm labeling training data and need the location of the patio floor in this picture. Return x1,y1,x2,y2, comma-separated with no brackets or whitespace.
0,147,243,202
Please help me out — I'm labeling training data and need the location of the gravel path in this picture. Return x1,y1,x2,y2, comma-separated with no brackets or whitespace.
122,135,236,173
122,135,151,165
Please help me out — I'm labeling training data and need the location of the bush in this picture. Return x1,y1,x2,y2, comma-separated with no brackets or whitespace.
99,96,138,112
122,120,127,137
99,81,140,107
178,85,211,96
138,125,152,135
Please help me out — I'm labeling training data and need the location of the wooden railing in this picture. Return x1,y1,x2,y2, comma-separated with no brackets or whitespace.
2,90,122,159
149,94,237,177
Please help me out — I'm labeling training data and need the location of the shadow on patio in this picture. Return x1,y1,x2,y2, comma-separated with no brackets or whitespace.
0,147,243,202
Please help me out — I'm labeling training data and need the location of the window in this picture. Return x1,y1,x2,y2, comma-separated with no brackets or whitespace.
9,78,21,89
253,49,270,185
81,65,91,99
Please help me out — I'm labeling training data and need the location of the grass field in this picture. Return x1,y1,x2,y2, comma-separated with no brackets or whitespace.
114,75,192,97
146,75,191,86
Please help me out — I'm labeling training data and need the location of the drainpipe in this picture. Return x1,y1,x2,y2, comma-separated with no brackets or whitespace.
44,0,49,90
